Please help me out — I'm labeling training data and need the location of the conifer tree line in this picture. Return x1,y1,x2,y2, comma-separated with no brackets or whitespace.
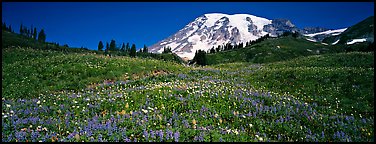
191,50,207,66
207,34,271,54
18,23,47,43
162,46,172,54
3,22,49,44
2,22,14,33
98,39,149,57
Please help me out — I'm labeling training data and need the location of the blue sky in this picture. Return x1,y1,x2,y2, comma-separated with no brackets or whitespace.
2,2,374,50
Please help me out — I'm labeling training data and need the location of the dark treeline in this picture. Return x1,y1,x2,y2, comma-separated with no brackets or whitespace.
96,39,182,63
206,31,300,54
97,39,148,57
3,22,91,53
207,34,271,54
2,22,14,33
190,50,207,66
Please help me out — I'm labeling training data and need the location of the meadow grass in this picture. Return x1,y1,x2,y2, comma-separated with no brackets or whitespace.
2,47,374,142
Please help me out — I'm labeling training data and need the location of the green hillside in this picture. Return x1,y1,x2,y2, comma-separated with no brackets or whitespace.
207,36,333,65
323,16,374,44
2,47,189,99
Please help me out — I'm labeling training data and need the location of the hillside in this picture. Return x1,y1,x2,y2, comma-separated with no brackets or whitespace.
2,30,94,53
2,47,189,99
3,46,373,142
206,36,334,65
323,16,374,45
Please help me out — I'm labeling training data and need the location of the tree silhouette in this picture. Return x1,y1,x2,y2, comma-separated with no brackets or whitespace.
143,45,148,53
130,44,137,57
110,39,116,51
98,41,104,51
37,29,46,43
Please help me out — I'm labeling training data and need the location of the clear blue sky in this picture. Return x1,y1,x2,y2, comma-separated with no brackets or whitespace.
2,2,374,50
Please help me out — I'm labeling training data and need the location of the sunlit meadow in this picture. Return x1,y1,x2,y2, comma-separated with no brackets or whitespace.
2,47,374,142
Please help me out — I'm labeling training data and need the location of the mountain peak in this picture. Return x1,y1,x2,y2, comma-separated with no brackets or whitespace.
148,13,298,60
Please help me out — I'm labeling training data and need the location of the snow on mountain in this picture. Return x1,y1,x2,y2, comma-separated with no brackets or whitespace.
306,38,317,42
304,28,347,37
148,13,338,60
346,38,367,45
332,39,340,45
148,13,273,60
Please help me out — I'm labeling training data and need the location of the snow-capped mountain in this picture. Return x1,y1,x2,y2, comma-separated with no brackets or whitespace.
149,13,274,60
148,13,327,60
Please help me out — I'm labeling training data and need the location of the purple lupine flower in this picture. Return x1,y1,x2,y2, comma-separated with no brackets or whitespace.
31,131,39,141
220,129,227,135
158,130,164,142
198,133,204,142
98,134,103,142
67,132,75,139
174,131,180,142
89,137,95,142
278,134,281,140
321,131,325,139
143,130,149,141
166,129,173,140
181,119,189,127
361,118,366,124
308,129,312,135
150,130,155,138
124,137,131,142
219,137,223,142
340,131,345,140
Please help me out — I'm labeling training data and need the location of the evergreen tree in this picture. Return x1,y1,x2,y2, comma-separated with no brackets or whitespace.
38,29,46,42
2,22,6,30
130,44,137,57
216,45,221,52
27,29,30,38
20,24,24,35
210,46,216,53
239,43,243,48
143,45,148,53
105,42,109,55
9,25,12,33
105,42,109,51
30,28,34,38
121,43,125,52
292,32,299,38
192,50,207,66
162,46,172,53
125,42,131,54
98,41,104,51
33,28,37,40
109,39,116,51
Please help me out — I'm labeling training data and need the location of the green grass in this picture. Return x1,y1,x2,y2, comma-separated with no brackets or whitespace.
2,47,190,99
235,52,374,117
2,47,374,142
207,36,333,65
2,32,374,142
